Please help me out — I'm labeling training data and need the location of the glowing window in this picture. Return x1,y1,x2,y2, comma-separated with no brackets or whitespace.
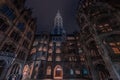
70,69,74,75
43,47,47,52
75,70,80,75
46,66,51,75
31,48,36,54
38,47,42,51
56,42,61,46
49,42,53,46
56,56,61,61
112,47,120,54
56,48,61,53
48,56,52,61
48,49,53,53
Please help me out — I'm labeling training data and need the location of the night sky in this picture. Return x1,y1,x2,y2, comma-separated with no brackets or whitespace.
25,0,80,34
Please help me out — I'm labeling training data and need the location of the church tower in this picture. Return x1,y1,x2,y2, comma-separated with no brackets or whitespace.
51,10,66,41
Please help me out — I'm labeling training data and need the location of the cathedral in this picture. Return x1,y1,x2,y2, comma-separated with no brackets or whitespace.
25,11,91,80
0,0,120,80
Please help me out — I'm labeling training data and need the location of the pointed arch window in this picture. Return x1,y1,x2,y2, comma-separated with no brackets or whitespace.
56,48,61,53
48,56,52,61
70,69,74,75
46,66,51,75
48,49,52,53
56,56,61,61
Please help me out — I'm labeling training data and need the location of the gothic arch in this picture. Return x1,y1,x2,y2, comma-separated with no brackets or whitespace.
54,65,63,79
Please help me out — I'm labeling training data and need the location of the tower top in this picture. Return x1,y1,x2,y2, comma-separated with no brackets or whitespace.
54,10,63,27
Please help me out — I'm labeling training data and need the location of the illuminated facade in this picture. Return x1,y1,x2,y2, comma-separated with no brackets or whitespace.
77,0,120,80
0,0,36,80
26,11,91,80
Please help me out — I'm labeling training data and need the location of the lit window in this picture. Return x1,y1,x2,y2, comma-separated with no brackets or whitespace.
49,42,53,46
109,42,120,54
75,70,80,75
112,48,120,54
43,47,47,52
56,42,61,46
44,41,47,44
46,66,51,75
56,48,61,53
109,43,116,46
67,37,75,40
56,56,61,61
38,47,42,51
70,69,74,75
48,49,52,53
82,68,88,75
31,48,36,54
48,56,52,61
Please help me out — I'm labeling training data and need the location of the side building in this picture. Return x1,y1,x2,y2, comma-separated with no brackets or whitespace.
77,0,120,80
0,0,36,80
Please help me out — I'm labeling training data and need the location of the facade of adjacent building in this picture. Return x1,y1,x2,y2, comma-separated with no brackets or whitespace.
24,11,91,80
0,0,36,80
77,0,120,80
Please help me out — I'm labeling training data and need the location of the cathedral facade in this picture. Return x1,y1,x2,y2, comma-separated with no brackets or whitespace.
25,11,91,80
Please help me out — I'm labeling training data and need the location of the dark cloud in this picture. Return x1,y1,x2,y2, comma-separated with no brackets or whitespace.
25,0,80,33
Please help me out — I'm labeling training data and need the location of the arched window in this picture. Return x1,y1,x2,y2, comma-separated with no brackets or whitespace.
0,60,6,76
56,56,61,61
43,47,47,52
46,66,51,75
48,49,52,53
54,65,63,79
75,69,80,75
38,47,42,51
0,18,9,32
70,69,74,75
1,43,16,53
23,65,30,79
82,68,88,76
48,56,52,61
56,48,61,53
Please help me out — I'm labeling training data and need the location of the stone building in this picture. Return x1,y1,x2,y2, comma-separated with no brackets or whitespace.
0,0,36,80
24,11,91,80
77,0,120,80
